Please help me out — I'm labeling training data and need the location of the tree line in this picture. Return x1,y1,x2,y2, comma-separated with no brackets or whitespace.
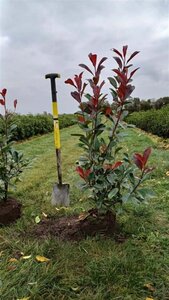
126,96,169,113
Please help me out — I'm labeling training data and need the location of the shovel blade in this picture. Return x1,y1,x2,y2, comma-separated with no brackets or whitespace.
51,183,70,207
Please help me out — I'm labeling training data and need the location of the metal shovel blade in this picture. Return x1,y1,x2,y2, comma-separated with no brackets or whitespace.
51,183,70,207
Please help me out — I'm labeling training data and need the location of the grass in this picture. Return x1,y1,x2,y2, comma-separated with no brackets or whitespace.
0,125,169,300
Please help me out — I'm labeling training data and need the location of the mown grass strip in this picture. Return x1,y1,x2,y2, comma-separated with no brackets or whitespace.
0,125,169,300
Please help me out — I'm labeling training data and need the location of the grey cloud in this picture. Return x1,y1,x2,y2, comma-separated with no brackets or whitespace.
0,0,169,114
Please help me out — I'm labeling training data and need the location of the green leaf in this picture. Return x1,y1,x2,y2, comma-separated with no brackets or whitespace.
123,153,130,162
11,150,19,163
78,123,89,130
83,127,92,133
110,88,117,99
88,172,94,180
35,216,41,224
94,138,100,151
121,110,128,118
126,123,136,128
122,193,130,203
95,123,106,132
128,173,135,185
85,93,91,100
107,174,115,184
94,183,104,190
108,77,117,88
108,188,118,199
10,124,17,131
77,182,88,190
118,122,126,129
115,147,122,155
137,188,155,199
121,182,130,189
108,139,116,148
79,136,90,146
79,156,89,162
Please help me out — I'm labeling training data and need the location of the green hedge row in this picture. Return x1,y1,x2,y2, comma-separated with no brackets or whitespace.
0,114,76,141
126,104,169,138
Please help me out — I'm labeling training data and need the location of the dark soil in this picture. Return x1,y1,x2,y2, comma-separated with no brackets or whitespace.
32,209,119,241
0,198,22,226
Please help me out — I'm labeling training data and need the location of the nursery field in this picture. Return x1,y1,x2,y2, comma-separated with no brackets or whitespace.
126,105,169,138
0,124,169,300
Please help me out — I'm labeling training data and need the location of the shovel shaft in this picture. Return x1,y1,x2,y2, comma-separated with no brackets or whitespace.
53,102,61,149
56,149,62,185
45,73,62,184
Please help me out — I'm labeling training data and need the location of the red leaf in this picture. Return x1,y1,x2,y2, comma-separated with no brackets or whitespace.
123,45,128,58
100,80,105,90
112,48,123,59
65,78,76,88
97,57,107,68
14,99,17,109
76,166,85,179
0,99,5,105
143,147,151,165
133,153,144,170
76,167,91,179
126,64,133,68
71,91,81,103
93,76,99,85
81,83,87,95
117,84,125,101
127,51,140,63
92,97,98,107
112,161,123,170
113,69,127,83
105,161,122,170
134,148,152,171
74,72,83,91
93,86,100,100
125,84,135,99
129,68,140,80
96,57,107,76
88,79,95,89
88,53,97,68
113,56,122,69
1,88,7,97
84,169,92,177
79,64,93,75
95,66,104,79
78,116,85,123
105,107,112,116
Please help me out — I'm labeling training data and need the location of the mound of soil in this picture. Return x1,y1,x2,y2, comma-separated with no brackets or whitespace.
0,198,22,226
33,209,117,241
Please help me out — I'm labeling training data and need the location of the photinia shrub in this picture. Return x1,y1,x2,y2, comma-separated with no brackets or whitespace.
65,46,154,214
0,88,28,201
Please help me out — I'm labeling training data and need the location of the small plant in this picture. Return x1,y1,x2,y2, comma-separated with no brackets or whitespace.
0,88,28,201
65,46,154,215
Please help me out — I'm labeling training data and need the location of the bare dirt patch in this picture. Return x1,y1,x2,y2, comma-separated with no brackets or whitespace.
31,209,120,242
0,198,22,226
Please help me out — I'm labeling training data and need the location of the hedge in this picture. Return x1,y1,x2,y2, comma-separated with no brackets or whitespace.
126,104,169,138
0,114,76,141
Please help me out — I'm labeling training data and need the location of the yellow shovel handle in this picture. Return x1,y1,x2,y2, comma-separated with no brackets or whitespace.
52,102,61,149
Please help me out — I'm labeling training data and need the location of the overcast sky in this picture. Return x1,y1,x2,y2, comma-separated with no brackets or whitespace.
0,0,169,115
